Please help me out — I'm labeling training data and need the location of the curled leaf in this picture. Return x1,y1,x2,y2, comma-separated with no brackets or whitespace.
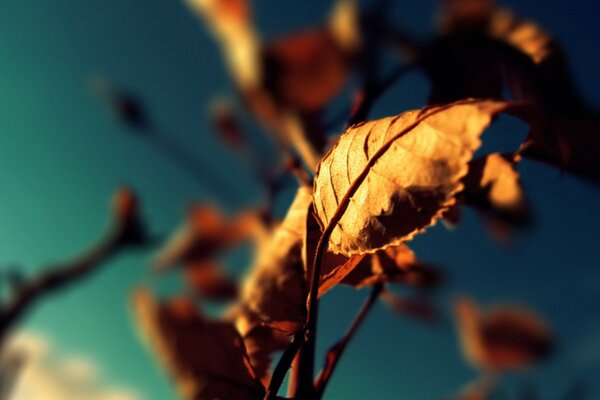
239,187,310,334
454,296,553,372
132,289,264,400
313,99,512,256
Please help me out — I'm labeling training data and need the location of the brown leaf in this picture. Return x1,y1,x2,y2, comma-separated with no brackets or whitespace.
239,187,310,334
154,205,247,270
454,296,553,372
340,245,442,290
230,307,292,385
303,204,365,297
313,99,512,256
184,262,238,301
380,291,437,323
460,153,531,227
262,29,351,114
521,116,600,182
437,0,494,33
132,289,265,400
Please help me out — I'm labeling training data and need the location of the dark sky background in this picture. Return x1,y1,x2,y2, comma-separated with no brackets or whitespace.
1,0,600,398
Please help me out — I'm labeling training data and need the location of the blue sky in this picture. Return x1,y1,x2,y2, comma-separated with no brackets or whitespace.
1,0,600,398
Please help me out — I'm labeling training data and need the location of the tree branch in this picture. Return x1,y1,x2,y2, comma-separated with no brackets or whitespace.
314,283,382,398
0,188,148,348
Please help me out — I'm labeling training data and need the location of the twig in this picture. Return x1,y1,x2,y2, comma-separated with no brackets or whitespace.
347,64,413,126
264,329,305,400
315,283,383,398
146,127,241,207
0,191,148,349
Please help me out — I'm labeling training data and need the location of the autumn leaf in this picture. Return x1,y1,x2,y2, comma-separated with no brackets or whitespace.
303,205,365,297
454,296,553,372
305,202,440,297
313,99,512,257
154,205,248,270
184,262,238,301
520,116,600,182
452,153,532,237
229,307,292,386
239,187,310,334
132,289,265,400
186,0,261,90
341,246,442,290
380,290,437,323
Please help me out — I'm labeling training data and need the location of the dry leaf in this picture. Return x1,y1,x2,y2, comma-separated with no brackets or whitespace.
454,296,553,372
460,153,531,227
263,30,349,114
239,187,310,334
380,290,437,323
230,307,291,385
132,289,265,400
521,116,600,182
313,99,512,256
184,262,238,301
186,0,262,89
303,204,365,297
339,245,442,290
154,205,246,270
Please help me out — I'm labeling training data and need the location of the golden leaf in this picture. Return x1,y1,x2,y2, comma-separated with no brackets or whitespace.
239,187,310,334
313,99,511,256
132,289,264,400
457,153,531,232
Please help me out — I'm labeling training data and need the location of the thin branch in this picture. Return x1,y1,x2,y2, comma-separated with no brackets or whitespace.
347,64,414,126
0,191,148,348
315,283,382,398
146,127,241,207
264,329,305,400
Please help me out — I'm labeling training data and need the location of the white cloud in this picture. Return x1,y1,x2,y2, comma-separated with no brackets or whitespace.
3,332,141,400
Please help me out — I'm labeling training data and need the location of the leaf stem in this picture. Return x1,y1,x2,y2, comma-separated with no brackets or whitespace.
264,329,305,400
348,64,413,126
315,283,383,398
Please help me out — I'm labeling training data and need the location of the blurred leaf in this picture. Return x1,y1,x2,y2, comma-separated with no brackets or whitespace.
184,262,238,301
380,290,437,323
239,187,310,335
154,205,249,269
454,296,554,372
132,289,265,400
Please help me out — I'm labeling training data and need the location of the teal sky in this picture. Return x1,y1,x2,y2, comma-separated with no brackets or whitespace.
1,0,600,399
